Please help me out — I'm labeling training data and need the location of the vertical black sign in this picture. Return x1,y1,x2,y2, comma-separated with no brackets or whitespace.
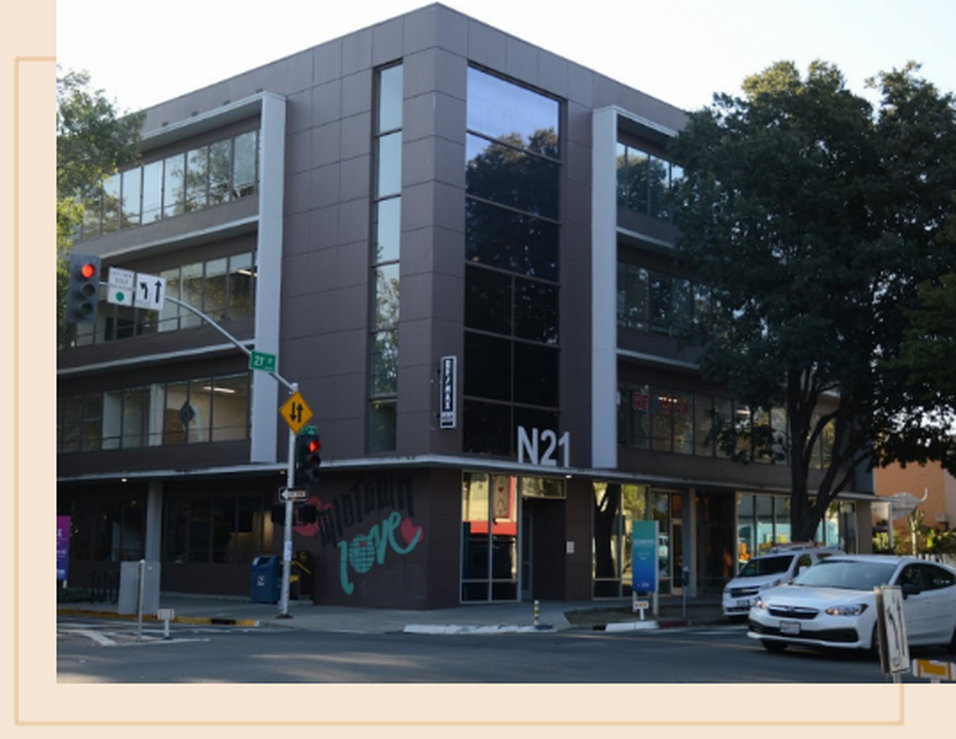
440,355,457,429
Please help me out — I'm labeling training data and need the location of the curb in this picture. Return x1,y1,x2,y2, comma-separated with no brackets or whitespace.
403,624,556,635
57,606,261,629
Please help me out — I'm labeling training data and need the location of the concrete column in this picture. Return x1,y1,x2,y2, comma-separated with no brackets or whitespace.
145,479,163,562
685,488,698,598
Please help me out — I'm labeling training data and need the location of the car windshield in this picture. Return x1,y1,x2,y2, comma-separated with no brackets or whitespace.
738,555,792,577
792,559,897,590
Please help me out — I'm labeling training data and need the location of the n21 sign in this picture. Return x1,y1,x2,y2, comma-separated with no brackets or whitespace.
517,426,570,467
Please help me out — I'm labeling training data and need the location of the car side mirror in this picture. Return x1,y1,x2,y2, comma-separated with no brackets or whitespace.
901,583,920,599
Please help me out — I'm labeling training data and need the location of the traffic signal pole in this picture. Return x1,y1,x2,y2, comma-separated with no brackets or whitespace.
157,296,301,618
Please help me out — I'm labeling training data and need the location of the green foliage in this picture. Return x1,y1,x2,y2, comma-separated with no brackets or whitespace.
56,69,143,346
670,60,956,540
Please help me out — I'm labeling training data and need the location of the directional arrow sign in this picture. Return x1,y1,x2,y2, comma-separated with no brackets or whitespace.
279,487,308,502
278,391,313,434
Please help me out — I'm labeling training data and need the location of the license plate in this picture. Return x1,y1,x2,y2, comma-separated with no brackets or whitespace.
780,620,801,635
736,599,751,608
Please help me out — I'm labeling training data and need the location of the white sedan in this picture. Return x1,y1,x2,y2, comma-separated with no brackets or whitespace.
747,554,956,654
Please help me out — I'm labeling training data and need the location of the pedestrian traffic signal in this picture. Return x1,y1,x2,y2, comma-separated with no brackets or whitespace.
294,431,322,489
67,254,101,324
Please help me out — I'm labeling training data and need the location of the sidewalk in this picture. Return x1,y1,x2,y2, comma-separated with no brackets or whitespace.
57,592,727,634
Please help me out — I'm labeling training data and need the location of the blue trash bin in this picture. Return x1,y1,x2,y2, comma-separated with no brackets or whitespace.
250,555,280,603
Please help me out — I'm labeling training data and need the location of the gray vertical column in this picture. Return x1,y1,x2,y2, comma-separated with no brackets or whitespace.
145,478,163,562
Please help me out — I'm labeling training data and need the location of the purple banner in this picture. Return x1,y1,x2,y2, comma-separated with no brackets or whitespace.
57,516,70,581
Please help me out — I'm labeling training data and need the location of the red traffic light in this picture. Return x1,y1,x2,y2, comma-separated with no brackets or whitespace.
79,262,97,279
308,439,321,454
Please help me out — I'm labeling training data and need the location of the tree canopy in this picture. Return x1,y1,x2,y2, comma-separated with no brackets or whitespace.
56,69,142,345
669,61,956,540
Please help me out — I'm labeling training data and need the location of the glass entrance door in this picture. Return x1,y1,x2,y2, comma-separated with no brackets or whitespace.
520,497,533,601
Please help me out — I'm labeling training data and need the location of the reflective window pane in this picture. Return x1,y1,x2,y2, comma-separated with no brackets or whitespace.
464,332,510,401
141,160,163,223
514,278,558,344
370,329,398,395
513,342,558,407
465,199,558,280
368,399,397,452
376,64,403,134
464,265,511,336
376,132,402,198
462,400,511,456
204,258,228,322
466,67,560,157
208,140,232,205
209,374,249,441
374,197,401,264
186,147,208,211
232,132,257,198
121,168,141,227
163,153,185,217
228,253,254,319
180,262,203,328
158,267,180,332
101,173,121,233
466,134,559,220
372,263,400,329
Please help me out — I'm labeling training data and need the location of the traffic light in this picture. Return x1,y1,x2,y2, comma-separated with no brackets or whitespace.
294,431,322,489
66,254,101,324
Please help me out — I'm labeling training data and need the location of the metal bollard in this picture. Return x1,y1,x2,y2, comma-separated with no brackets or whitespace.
533,600,540,626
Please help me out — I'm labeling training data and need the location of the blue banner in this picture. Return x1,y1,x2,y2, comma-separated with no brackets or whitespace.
57,516,71,581
631,520,659,593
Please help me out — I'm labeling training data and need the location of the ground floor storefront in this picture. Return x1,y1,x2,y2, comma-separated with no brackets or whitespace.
57,466,872,609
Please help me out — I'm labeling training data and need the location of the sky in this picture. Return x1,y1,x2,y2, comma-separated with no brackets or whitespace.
57,0,956,116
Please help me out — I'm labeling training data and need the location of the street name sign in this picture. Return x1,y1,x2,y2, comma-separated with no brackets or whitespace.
249,350,277,373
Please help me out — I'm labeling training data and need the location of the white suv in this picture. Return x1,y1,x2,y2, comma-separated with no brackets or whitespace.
722,544,842,619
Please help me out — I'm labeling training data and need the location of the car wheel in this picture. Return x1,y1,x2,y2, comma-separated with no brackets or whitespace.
761,639,787,653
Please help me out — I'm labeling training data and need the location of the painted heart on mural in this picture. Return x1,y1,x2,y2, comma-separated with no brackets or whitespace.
399,516,425,546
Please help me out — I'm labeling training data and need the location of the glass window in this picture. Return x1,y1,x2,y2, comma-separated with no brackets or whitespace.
370,329,398,396
464,265,512,336
186,147,208,211
163,153,185,217
462,400,511,455
204,258,228,322
101,173,121,233
466,67,560,156
630,385,651,450
466,134,560,220
122,387,147,448
228,253,254,319
377,64,404,134
368,399,397,452
649,273,673,334
121,168,141,227
232,131,257,198
513,342,558,407
102,390,123,450
375,132,402,198
672,391,694,454
650,387,673,452
374,197,401,264
461,472,518,603
514,279,558,344
180,262,203,329
466,199,559,281
158,267,180,332
372,264,400,330
623,147,648,213
209,374,249,441
186,377,212,444
649,155,670,219
694,394,714,455
464,332,511,402
714,397,733,458
141,160,163,223
618,264,649,330
208,140,232,205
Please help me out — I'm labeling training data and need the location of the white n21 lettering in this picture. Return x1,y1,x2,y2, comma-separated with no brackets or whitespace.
517,426,570,467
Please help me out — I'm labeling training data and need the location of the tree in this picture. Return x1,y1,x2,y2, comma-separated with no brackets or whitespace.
669,61,956,541
56,69,143,345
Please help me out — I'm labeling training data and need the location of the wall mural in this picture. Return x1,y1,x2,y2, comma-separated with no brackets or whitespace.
293,475,425,595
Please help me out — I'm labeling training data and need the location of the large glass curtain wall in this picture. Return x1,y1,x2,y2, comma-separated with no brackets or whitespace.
463,67,562,456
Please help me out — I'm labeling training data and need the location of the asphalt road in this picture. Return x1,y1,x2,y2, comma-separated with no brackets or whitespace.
56,618,946,684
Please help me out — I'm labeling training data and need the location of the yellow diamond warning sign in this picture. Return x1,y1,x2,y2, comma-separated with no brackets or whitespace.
279,391,313,434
